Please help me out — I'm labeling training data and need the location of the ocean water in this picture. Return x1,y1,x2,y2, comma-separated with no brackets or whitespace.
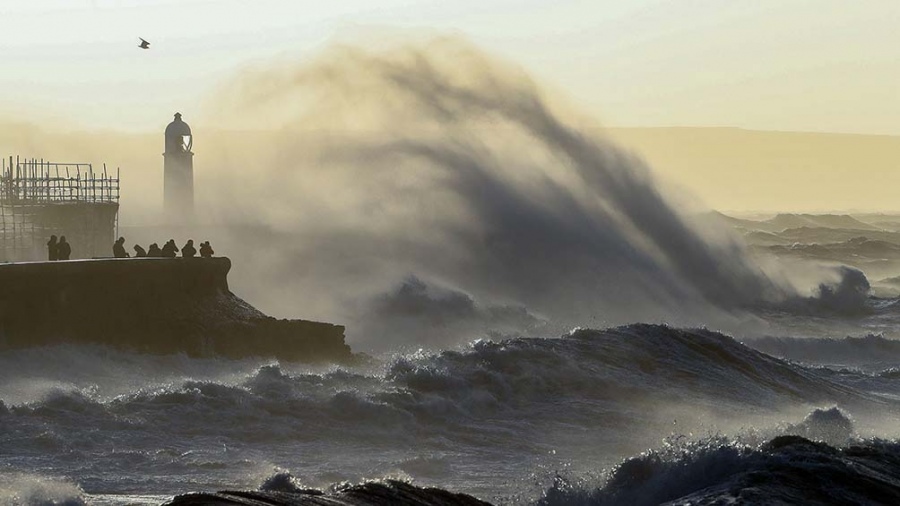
4,313,900,505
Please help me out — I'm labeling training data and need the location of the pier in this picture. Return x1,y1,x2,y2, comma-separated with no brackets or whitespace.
0,257,352,362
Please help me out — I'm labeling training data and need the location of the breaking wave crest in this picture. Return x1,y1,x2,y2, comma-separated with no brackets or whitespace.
1,326,873,436
113,407,900,506
200,37,871,348
2,325,891,499
749,333,900,368
538,415,900,506
0,473,86,506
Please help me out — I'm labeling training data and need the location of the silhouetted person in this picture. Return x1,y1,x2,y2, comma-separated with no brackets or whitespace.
57,236,71,261
181,239,197,258
113,237,130,258
199,241,214,258
161,239,179,258
147,243,163,257
47,235,58,261
133,244,147,257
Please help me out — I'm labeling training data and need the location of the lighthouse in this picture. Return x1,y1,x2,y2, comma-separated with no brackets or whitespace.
163,112,194,221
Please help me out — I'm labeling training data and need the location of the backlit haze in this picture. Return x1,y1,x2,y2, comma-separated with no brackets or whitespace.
1,1,898,215
0,0,900,213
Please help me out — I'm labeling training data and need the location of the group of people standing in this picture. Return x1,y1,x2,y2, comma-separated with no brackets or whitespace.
113,237,214,259
46,235,72,261
46,235,216,261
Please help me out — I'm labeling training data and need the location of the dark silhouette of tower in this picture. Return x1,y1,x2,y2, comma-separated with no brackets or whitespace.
164,112,194,221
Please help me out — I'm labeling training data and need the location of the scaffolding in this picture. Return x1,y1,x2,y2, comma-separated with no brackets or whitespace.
1,156,120,261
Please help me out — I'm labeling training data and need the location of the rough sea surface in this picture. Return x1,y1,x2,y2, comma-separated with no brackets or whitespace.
5,312,900,505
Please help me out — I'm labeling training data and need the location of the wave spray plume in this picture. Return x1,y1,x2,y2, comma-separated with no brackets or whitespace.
203,37,839,346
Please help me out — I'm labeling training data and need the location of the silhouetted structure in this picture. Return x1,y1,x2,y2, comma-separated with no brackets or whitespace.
182,239,196,258
148,243,163,257
199,241,214,258
164,113,194,223
57,236,71,260
47,235,58,261
113,237,129,258
1,157,120,261
133,244,147,257
162,239,179,258
0,257,350,362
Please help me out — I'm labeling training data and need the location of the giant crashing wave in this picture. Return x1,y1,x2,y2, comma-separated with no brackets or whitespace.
202,38,872,350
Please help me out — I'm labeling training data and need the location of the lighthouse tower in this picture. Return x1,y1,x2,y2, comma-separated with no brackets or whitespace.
163,112,194,221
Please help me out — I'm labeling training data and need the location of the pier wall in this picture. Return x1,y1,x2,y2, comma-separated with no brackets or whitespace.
0,257,352,362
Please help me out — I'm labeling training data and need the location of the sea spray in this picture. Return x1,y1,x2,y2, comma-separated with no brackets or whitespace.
0,473,86,506
199,38,868,348
0,38,868,349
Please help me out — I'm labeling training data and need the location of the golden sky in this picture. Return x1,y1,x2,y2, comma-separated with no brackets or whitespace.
609,127,900,213
1,1,898,213
2,1,898,134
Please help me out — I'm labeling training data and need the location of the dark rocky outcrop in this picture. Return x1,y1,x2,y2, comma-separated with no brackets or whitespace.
164,480,493,506
0,257,352,363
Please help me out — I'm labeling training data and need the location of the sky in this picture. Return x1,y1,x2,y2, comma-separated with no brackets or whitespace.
1,0,898,134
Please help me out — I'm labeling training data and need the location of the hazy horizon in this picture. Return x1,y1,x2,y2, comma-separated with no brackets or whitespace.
3,2,898,216
3,122,897,219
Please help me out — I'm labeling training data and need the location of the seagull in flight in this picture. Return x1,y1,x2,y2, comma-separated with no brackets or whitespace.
138,38,150,49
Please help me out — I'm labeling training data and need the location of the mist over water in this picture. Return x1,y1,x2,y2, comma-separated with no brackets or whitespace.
192,38,820,349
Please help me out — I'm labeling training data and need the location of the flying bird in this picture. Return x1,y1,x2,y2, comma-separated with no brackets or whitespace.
138,38,150,49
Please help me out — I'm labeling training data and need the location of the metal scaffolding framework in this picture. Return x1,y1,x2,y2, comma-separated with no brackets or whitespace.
1,156,120,261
